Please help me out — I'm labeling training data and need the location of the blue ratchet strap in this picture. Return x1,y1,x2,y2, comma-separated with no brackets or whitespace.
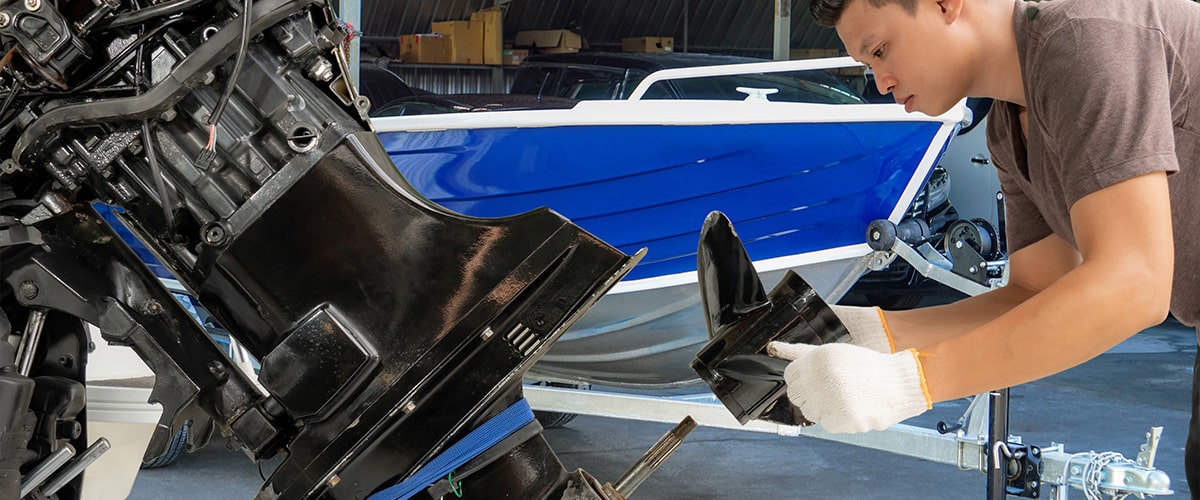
367,398,536,500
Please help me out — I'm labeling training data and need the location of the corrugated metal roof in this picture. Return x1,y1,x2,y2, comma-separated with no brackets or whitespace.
359,1,845,59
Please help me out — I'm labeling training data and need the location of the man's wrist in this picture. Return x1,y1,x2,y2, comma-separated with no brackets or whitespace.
829,304,895,353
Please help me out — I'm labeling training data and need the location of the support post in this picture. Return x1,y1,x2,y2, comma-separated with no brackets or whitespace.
683,0,689,53
986,390,1011,499
774,0,791,61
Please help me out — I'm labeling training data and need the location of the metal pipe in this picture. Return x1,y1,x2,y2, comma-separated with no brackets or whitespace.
42,438,111,496
336,0,360,89
986,390,1010,500
612,416,697,497
19,445,75,497
15,309,47,377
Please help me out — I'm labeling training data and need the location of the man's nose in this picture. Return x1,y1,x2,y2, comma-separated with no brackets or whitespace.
875,74,897,96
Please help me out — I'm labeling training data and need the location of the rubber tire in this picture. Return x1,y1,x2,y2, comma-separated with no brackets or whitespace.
140,421,189,469
534,410,578,429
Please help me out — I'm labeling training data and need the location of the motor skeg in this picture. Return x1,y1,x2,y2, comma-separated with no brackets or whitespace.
691,211,848,425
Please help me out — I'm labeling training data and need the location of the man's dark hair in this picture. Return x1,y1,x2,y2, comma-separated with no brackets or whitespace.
809,0,919,27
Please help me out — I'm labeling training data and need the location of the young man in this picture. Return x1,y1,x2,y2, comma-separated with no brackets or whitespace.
767,0,1200,490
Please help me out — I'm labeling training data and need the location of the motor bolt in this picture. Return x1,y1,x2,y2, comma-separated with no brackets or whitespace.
203,223,227,245
19,281,37,300
208,360,227,381
0,13,10,28
24,0,38,11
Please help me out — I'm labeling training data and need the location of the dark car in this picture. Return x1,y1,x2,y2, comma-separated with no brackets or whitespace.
371,93,579,117
357,64,429,112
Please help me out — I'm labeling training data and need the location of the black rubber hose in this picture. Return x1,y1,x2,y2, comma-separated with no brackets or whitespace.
138,41,174,229
97,0,208,31
207,0,253,129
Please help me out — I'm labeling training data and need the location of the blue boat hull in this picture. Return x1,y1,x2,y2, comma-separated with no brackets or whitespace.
379,121,941,282
378,116,953,388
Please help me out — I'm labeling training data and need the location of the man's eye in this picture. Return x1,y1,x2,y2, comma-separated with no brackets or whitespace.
873,48,884,58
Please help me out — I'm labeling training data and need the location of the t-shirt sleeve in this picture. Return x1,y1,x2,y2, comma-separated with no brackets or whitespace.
1029,18,1180,208
986,104,1053,254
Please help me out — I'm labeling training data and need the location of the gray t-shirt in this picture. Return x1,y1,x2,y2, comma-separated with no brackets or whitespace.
987,0,1200,326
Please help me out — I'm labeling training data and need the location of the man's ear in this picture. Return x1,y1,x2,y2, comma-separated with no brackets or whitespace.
936,0,964,24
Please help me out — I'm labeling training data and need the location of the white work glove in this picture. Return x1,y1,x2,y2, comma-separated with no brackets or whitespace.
767,341,931,433
829,305,895,353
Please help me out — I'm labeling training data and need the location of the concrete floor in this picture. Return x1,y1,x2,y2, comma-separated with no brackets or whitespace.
128,318,1195,499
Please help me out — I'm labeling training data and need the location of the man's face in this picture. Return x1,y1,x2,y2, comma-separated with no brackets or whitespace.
836,0,967,115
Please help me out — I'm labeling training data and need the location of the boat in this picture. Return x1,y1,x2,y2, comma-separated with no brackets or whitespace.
371,57,967,388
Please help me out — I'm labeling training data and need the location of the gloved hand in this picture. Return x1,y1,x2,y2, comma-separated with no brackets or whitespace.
767,341,931,433
829,305,895,353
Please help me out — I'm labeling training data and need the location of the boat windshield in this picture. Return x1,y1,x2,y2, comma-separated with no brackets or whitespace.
644,71,865,104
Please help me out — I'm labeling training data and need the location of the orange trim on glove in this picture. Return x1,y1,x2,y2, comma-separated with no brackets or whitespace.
876,308,897,353
908,349,934,409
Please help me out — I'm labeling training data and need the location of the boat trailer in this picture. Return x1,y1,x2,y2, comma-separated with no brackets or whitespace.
527,212,1174,500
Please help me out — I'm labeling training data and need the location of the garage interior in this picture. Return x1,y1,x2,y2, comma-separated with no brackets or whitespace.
0,0,1187,498
354,0,845,94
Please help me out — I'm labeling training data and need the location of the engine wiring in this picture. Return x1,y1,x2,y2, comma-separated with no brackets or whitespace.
134,3,175,231
198,0,253,168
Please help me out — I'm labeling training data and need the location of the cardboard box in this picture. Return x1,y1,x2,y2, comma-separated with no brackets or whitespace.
399,34,451,64
502,48,529,66
514,29,583,54
789,48,840,60
622,36,674,53
432,20,485,64
471,7,504,65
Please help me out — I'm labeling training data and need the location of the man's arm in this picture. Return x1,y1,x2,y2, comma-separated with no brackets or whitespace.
920,171,1173,402
884,232,1082,351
